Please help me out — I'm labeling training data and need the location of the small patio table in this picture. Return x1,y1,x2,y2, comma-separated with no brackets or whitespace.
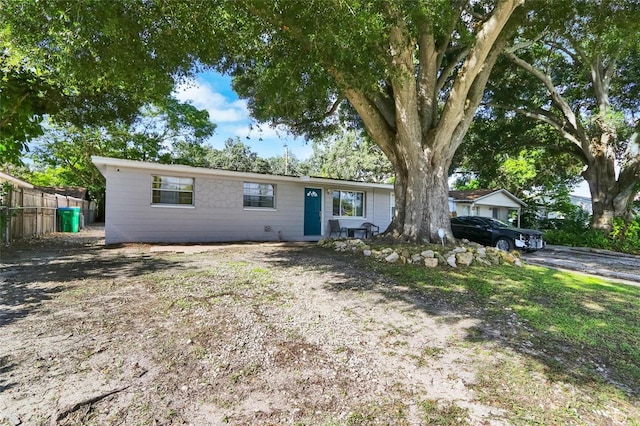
347,227,368,238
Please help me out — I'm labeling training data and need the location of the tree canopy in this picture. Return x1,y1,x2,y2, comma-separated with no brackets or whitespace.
3,0,526,242
26,98,216,203
304,130,393,183
485,0,640,230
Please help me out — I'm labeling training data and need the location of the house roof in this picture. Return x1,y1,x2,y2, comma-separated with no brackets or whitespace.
0,171,34,189
449,188,526,207
37,186,90,200
92,156,395,190
449,189,497,201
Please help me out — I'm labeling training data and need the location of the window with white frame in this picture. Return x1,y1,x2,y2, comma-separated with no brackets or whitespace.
332,190,364,217
243,182,275,208
152,175,194,205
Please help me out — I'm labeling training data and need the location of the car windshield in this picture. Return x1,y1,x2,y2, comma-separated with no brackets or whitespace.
486,218,514,228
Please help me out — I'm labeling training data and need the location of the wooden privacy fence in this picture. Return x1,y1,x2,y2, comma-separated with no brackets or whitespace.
1,186,96,243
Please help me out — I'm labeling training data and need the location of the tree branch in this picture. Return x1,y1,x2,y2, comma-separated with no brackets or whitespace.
504,49,590,147
329,64,396,161
51,385,130,425
437,0,524,148
387,13,421,151
489,102,589,162
436,47,470,94
271,95,345,130
0,92,31,128
416,22,439,131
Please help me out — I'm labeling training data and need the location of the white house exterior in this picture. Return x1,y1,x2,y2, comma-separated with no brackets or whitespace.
449,189,526,227
93,156,395,244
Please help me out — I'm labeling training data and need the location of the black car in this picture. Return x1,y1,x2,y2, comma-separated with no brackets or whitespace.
450,216,544,251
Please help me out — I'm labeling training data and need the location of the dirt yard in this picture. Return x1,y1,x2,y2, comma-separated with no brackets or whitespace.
0,227,635,425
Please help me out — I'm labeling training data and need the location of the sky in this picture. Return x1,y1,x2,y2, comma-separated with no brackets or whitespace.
173,71,314,160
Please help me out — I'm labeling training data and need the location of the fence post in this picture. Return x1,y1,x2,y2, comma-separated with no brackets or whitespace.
1,207,6,243
0,185,10,243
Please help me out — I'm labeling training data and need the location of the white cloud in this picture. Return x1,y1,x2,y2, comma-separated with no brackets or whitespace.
173,80,248,124
173,73,310,159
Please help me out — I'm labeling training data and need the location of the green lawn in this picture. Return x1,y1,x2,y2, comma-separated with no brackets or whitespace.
368,257,640,424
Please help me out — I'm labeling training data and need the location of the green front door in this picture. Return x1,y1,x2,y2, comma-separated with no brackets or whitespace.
304,187,322,236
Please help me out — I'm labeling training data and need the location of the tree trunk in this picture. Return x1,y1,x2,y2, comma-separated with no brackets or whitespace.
386,141,454,243
583,155,636,232
335,0,522,244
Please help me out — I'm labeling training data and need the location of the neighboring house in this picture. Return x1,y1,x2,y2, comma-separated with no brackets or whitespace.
449,189,526,227
37,186,91,201
569,194,593,215
534,193,594,220
92,156,396,244
0,171,34,189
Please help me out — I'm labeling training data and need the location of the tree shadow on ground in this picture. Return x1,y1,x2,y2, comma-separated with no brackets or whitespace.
261,243,640,401
0,243,186,329
0,355,16,394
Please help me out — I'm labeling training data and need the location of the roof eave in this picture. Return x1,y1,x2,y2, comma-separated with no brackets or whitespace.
91,156,394,190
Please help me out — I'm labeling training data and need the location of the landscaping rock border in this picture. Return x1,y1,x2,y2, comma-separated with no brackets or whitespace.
318,238,523,268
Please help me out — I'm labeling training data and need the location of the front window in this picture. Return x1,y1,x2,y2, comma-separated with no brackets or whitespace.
152,175,194,205
243,182,275,208
332,190,364,217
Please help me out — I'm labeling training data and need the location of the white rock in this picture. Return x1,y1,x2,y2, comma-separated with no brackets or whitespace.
424,257,438,268
456,252,474,266
363,249,372,257
447,255,457,268
421,250,435,258
385,252,400,263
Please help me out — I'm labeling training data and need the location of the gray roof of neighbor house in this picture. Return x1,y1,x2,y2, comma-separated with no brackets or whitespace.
449,189,497,201
449,188,526,206
36,186,90,200
0,171,34,189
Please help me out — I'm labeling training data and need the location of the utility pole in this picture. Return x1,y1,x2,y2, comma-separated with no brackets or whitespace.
284,144,289,175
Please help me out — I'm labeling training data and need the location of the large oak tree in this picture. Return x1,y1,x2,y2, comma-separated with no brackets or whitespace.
205,0,525,241
488,0,640,231
3,0,524,242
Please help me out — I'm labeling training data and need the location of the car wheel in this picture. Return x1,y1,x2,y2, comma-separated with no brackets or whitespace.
495,237,514,251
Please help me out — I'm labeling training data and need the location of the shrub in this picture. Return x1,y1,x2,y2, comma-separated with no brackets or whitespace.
544,215,640,254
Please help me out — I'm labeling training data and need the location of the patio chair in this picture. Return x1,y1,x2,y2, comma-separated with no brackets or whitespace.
361,222,380,238
328,219,347,238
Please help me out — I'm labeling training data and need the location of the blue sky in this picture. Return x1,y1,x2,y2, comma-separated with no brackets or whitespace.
173,71,314,160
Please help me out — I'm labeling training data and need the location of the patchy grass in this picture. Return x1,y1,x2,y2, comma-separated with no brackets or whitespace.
419,399,469,425
369,258,640,424
4,232,639,426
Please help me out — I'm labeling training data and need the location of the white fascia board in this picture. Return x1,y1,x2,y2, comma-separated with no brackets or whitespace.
91,156,394,190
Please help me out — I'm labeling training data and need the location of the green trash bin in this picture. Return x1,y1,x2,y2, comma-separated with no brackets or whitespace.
58,207,81,233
